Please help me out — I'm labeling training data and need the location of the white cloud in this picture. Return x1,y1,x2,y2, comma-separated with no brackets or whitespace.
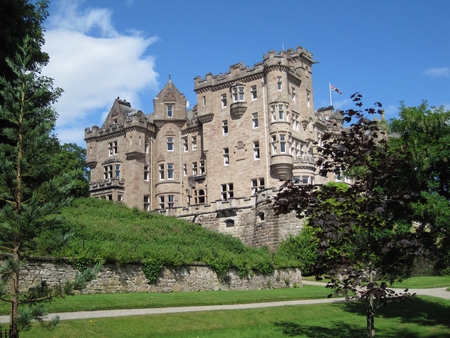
423,67,450,78
42,0,159,146
382,105,400,120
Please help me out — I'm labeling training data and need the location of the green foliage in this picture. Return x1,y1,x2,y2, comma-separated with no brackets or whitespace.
142,259,164,284
0,0,49,80
278,226,318,276
389,103,450,275
48,143,90,198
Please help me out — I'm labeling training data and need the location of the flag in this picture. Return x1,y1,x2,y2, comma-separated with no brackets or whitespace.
330,84,342,94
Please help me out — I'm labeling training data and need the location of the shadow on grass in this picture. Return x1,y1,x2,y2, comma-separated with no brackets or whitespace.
273,320,445,338
339,296,450,329
274,321,363,337
274,297,450,337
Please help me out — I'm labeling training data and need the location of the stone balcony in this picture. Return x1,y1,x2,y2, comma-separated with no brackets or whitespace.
230,101,247,119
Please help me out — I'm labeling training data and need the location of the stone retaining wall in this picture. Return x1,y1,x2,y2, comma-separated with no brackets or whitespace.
18,260,302,293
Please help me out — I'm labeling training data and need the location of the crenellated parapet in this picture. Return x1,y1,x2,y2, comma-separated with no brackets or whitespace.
194,46,315,93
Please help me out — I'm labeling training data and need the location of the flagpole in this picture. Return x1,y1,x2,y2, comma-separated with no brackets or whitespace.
329,83,333,106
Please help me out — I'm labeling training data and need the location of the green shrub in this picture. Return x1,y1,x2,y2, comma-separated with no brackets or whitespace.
277,226,318,276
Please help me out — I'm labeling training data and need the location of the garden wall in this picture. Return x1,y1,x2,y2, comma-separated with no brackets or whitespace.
18,259,302,293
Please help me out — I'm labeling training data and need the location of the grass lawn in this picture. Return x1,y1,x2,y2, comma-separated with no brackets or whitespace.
0,285,332,315
303,275,450,289
391,276,450,289
17,295,450,338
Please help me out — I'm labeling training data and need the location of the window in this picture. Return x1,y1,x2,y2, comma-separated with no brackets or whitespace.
280,134,286,153
168,195,174,208
232,86,245,102
159,164,164,180
251,85,257,99
307,90,311,107
252,113,258,128
183,164,187,176
222,120,228,135
291,87,296,102
192,136,197,150
294,140,300,158
202,96,206,106
271,106,276,121
223,148,229,165
113,119,117,124
115,164,121,178
167,137,174,151
226,219,235,227
89,147,92,155
302,176,309,184
253,141,260,160
103,165,113,179
167,163,174,180
196,189,205,204
159,196,165,209
144,196,150,211
292,113,299,131
167,104,173,118
129,136,133,145
271,136,277,154
251,177,265,195
108,141,117,156
277,76,282,91
221,183,234,201
182,137,188,151
221,93,227,107
199,160,205,175
192,162,198,176
144,165,149,181
145,139,149,153
118,194,123,202
278,104,284,120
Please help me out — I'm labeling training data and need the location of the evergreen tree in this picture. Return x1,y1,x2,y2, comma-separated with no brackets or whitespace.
0,37,100,338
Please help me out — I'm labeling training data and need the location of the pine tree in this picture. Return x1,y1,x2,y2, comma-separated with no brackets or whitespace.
0,37,100,338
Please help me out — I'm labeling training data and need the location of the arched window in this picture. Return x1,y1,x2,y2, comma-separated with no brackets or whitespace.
225,219,235,227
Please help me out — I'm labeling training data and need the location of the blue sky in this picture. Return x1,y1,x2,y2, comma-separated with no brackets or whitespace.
41,0,450,146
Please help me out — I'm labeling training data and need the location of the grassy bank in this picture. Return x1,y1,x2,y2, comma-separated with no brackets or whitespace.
33,198,297,276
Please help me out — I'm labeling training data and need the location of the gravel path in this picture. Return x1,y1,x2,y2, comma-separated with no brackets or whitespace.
0,282,448,323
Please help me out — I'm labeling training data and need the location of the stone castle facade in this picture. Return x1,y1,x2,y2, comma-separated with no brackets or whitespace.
85,46,342,249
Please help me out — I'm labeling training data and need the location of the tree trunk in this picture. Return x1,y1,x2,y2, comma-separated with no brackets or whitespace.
10,250,20,338
367,294,375,338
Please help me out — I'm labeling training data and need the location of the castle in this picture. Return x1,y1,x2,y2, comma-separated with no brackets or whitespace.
84,46,342,250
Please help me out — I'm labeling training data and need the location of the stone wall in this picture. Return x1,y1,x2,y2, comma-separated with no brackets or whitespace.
17,259,302,294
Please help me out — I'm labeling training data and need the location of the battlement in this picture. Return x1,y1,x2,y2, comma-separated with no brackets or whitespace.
194,46,315,91
262,46,314,64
